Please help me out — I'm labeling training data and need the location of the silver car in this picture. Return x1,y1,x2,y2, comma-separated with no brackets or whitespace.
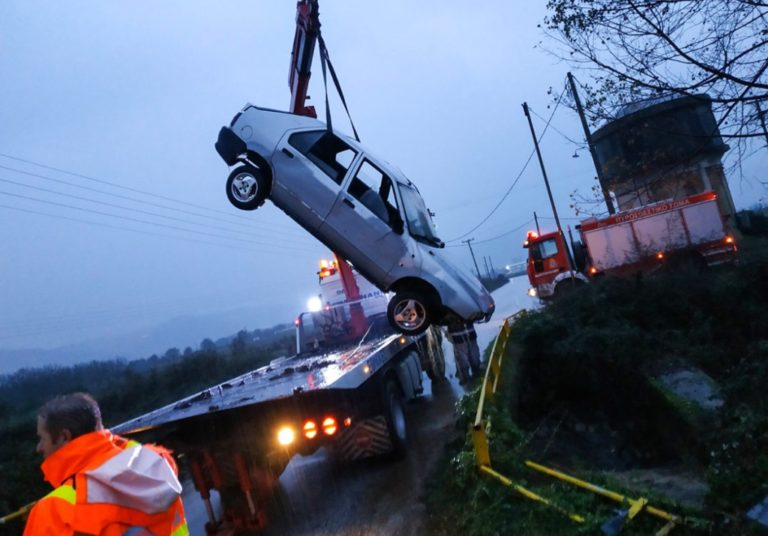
216,104,495,334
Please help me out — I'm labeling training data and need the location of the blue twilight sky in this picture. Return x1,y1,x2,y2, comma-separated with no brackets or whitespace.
0,1,765,352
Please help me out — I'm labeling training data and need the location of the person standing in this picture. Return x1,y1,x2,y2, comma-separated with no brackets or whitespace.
446,322,472,384
24,392,188,536
466,322,482,377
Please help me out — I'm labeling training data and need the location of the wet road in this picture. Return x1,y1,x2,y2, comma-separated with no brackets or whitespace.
183,275,536,535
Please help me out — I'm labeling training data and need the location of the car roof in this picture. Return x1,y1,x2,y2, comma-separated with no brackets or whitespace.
247,105,415,189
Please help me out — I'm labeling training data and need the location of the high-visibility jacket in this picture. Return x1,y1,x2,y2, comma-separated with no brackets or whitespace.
24,430,188,536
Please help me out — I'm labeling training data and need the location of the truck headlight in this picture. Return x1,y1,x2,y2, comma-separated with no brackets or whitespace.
527,288,537,298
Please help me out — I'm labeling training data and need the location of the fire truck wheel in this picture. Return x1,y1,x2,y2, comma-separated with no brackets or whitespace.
387,290,432,336
226,164,269,210
383,379,408,458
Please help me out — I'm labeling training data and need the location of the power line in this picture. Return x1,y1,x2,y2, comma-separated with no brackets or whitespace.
0,175,280,238
0,190,319,254
446,218,534,247
0,203,317,257
0,151,258,222
529,108,585,147
445,80,569,242
0,162,306,237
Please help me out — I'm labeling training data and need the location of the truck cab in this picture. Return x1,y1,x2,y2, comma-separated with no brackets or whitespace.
524,230,588,299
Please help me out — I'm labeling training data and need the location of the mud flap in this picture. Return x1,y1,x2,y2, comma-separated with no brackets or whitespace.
336,416,393,460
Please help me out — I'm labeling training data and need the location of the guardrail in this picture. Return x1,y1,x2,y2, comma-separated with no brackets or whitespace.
471,310,687,535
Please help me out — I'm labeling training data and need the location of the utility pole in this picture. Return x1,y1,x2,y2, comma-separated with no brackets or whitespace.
489,256,496,277
567,72,616,215
533,211,541,234
462,238,481,279
522,101,576,273
483,256,492,279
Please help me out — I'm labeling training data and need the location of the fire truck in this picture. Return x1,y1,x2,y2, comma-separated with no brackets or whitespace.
113,258,445,534
524,191,737,299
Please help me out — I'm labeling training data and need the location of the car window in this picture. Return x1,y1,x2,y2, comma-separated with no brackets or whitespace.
347,160,399,225
397,182,442,245
289,130,357,185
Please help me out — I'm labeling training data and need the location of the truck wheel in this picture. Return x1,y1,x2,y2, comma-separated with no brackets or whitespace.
383,379,408,458
226,164,268,210
423,327,446,381
387,291,432,335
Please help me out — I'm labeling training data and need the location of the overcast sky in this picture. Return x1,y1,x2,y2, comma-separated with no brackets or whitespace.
1,1,765,351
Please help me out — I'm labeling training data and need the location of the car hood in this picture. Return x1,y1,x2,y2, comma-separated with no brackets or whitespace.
425,247,495,317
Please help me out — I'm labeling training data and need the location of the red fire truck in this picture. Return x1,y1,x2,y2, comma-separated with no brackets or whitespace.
524,191,737,299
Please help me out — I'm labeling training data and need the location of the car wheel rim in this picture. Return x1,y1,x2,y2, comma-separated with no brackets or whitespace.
393,299,426,331
231,172,258,203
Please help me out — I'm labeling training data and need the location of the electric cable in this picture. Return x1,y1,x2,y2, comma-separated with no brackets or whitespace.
445,80,569,242
0,190,319,254
0,162,306,236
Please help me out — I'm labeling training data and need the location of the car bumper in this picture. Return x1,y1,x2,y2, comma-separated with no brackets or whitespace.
215,126,247,166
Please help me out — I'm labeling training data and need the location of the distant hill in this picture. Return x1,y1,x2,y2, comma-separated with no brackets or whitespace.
0,303,296,375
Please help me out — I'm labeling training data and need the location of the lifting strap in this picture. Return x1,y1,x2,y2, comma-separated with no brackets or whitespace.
317,32,361,142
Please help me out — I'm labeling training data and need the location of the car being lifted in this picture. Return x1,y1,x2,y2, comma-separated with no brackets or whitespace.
215,104,495,335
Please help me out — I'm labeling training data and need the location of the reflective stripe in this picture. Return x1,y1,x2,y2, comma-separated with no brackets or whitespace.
171,521,190,536
85,446,181,514
46,484,76,505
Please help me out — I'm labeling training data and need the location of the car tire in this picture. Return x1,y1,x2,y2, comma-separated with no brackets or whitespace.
387,290,432,336
382,378,408,459
226,164,269,210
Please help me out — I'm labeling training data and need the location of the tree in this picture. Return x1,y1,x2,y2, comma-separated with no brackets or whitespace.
199,338,217,353
230,330,250,356
544,0,768,154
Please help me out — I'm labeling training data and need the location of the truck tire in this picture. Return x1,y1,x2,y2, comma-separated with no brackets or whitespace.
387,290,432,335
383,378,408,459
423,327,446,381
226,164,269,210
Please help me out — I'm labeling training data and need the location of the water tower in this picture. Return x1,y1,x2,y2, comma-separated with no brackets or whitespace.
592,94,737,228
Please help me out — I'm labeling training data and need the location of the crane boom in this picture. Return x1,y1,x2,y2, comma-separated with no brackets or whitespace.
289,0,320,118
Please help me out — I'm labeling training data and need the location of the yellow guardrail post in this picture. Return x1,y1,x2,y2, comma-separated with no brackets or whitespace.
479,465,585,524
470,311,586,524
525,461,682,526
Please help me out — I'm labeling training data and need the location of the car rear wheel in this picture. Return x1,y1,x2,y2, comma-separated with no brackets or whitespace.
226,164,268,210
387,290,432,335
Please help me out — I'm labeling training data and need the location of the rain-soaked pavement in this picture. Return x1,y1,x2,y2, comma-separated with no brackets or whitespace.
183,275,536,535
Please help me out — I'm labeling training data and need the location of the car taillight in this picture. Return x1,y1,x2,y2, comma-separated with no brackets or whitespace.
303,420,317,439
322,417,337,436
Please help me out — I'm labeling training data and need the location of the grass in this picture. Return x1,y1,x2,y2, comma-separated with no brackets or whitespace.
425,236,768,535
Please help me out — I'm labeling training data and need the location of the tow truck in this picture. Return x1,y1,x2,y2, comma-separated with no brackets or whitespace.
114,4,450,533
524,190,738,299
113,256,445,534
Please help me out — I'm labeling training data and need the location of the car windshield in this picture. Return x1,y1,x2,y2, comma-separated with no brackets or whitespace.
397,182,442,246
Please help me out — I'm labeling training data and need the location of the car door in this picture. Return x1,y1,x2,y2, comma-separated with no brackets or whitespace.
271,129,360,233
321,158,410,286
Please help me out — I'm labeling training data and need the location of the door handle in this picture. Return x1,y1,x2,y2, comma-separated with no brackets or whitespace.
281,148,294,158
343,198,355,209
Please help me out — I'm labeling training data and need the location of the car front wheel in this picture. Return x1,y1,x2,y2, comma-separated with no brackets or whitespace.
226,164,268,210
387,290,432,335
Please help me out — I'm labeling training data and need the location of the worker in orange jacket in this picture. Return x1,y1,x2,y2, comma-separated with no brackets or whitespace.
23,392,188,536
